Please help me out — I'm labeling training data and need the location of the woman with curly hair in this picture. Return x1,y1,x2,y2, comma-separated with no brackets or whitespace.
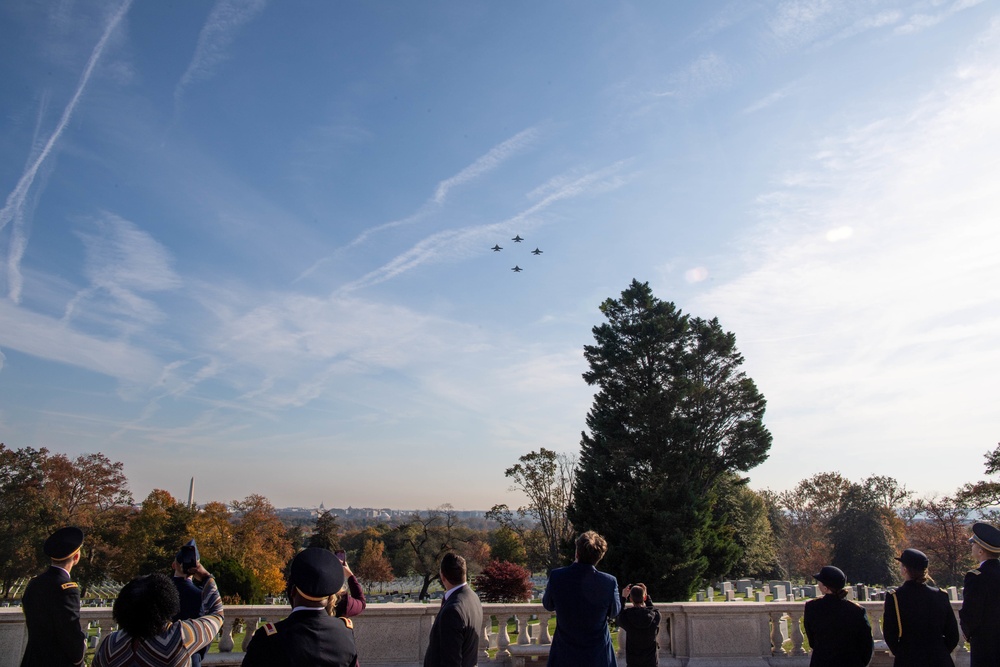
93,563,223,667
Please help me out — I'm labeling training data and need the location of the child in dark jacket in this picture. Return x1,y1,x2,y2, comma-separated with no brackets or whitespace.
616,584,660,667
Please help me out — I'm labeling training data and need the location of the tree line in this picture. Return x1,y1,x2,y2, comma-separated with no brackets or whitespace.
0,442,543,603
2,440,995,604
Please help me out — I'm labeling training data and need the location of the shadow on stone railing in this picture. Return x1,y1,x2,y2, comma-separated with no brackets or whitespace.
0,600,972,667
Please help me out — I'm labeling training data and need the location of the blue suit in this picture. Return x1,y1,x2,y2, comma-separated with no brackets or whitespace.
542,562,620,667
173,576,207,667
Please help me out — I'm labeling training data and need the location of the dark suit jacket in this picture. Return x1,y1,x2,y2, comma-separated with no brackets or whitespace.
542,562,620,667
803,594,874,667
242,608,358,667
424,584,483,667
960,558,1000,667
883,581,959,667
19,566,87,667
173,576,208,667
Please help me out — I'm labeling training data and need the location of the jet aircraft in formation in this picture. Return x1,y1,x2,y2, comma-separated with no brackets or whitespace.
490,234,541,273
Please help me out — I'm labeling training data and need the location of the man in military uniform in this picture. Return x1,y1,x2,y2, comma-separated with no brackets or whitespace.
20,526,88,667
960,522,1000,667
242,547,358,667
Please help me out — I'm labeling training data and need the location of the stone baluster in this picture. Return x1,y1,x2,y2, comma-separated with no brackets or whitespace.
515,612,532,645
769,611,787,656
787,607,806,656
495,614,512,659
870,607,885,643
538,612,553,645
618,625,626,659
480,615,492,662
241,617,260,652
218,616,236,652
953,608,968,654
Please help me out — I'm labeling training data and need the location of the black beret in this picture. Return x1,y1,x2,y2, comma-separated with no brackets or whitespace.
288,548,345,600
896,548,929,570
44,526,84,560
813,565,847,589
970,522,1000,553
176,539,200,566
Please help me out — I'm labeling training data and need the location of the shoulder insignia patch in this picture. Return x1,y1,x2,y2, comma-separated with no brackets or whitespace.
263,622,277,636
342,617,354,629
969,569,981,575
61,582,78,590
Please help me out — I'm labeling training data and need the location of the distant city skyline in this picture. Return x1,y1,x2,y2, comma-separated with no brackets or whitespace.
1,2,998,509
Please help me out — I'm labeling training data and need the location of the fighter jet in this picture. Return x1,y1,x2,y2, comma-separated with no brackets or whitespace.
512,235,524,242
491,244,503,252
511,265,523,272
531,248,543,255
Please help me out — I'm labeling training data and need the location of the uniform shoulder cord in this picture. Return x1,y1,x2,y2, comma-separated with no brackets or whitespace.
888,590,902,639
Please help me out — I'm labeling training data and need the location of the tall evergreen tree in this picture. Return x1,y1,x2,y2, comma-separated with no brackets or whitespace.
570,280,771,600
829,484,897,585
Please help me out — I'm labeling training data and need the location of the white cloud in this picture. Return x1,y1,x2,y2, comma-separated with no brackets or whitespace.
174,0,267,108
64,213,181,325
656,52,736,101
896,0,985,35
825,226,853,242
434,127,540,204
743,83,799,114
0,300,161,383
0,0,132,303
693,30,1000,492
295,126,544,281
341,162,630,291
685,267,709,283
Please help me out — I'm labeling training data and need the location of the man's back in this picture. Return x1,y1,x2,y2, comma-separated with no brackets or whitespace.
242,610,358,667
542,562,620,667
20,566,86,667
960,558,1000,666
424,584,483,667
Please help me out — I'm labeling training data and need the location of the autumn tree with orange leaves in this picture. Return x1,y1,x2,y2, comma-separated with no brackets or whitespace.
230,494,294,595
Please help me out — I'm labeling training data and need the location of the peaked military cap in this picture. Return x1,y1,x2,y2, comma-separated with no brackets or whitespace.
813,565,847,589
896,548,929,570
176,538,200,566
288,547,345,601
969,522,1000,553
44,526,84,560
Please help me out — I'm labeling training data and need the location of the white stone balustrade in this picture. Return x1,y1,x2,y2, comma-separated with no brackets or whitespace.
0,600,973,667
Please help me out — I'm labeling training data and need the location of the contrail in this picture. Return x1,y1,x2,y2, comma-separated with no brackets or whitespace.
1,0,133,303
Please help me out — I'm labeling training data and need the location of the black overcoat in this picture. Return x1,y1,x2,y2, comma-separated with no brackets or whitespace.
19,566,87,667
883,580,959,667
241,608,358,667
802,593,874,667
960,558,1000,667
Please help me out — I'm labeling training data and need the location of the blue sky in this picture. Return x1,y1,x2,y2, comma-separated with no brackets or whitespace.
1,0,998,510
